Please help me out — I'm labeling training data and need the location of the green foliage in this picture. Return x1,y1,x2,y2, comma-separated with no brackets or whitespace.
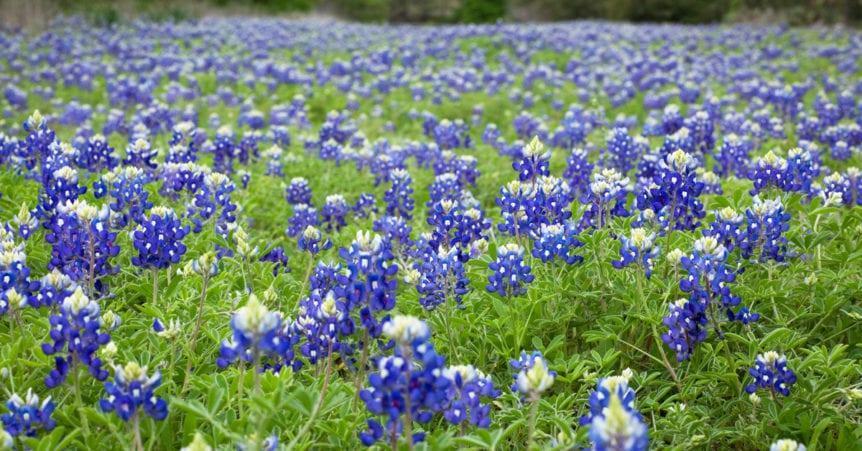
452,0,505,23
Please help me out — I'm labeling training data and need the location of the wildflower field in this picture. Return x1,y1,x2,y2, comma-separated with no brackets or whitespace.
0,17,861,451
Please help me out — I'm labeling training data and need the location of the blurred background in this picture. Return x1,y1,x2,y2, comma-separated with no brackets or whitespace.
1,0,861,29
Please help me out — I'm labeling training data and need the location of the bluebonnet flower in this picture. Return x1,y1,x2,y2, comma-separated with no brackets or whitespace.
411,243,469,310
531,175,574,228
42,287,111,387
665,237,759,361
427,198,491,256
513,137,551,183
770,439,807,451
20,111,55,175
122,138,158,170
286,204,319,238
11,203,38,241
830,140,852,161
564,147,594,198
76,134,119,173
433,153,479,188
433,118,471,150
373,215,414,261
212,126,238,174
785,146,819,193
190,172,237,238
98,166,153,228
384,169,414,219
296,289,354,365
578,371,648,451
0,233,38,314
603,128,641,175
285,177,312,205
359,316,449,447
714,134,752,178
661,297,707,362
159,163,206,199
238,170,251,190
263,145,284,177
578,169,631,231
697,170,723,195
45,200,119,292
636,149,705,232
39,164,86,225
660,104,684,135
319,139,343,163
703,207,744,252
531,222,583,265
579,369,637,425
152,318,180,340
99,362,168,421
298,226,331,255
496,180,536,239
684,110,715,156
33,269,75,309
588,390,649,451
552,106,596,149
612,228,660,278
166,122,200,164
217,294,294,370
1,389,56,437
749,151,790,195
740,197,791,262
321,194,349,232
339,231,398,338
131,207,189,270
441,365,499,429
486,243,534,297
744,351,797,397
817,168,861,207
260,247,290,276
511,351,555,399
353,193,378,219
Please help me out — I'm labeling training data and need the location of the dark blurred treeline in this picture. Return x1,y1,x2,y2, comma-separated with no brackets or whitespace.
350,0,862,25
7,0,861,27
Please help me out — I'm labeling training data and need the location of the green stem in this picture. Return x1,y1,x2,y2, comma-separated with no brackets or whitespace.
181,275,209,394
526,395,539,450
131,412,143,451
288,342,333,450
72,363,92,441
152,268,159,307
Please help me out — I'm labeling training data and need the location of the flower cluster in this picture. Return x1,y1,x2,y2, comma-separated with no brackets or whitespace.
740,196,791,262
511,351,555,399
580,370,648,451
384,169,414,219
663,236,759,361
612,227,660,278
411,242,470,310
531,222,583,265
442,365,498,429
636,149,706,232
486,243,534,297
131,207,189,270
99,362,168,421
744,351,797,397
321,194,350,232
359,316,450,446
45,200,119,292
217,294,300,371
1,390,56,438
42,287,111,387
285,177,312,205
